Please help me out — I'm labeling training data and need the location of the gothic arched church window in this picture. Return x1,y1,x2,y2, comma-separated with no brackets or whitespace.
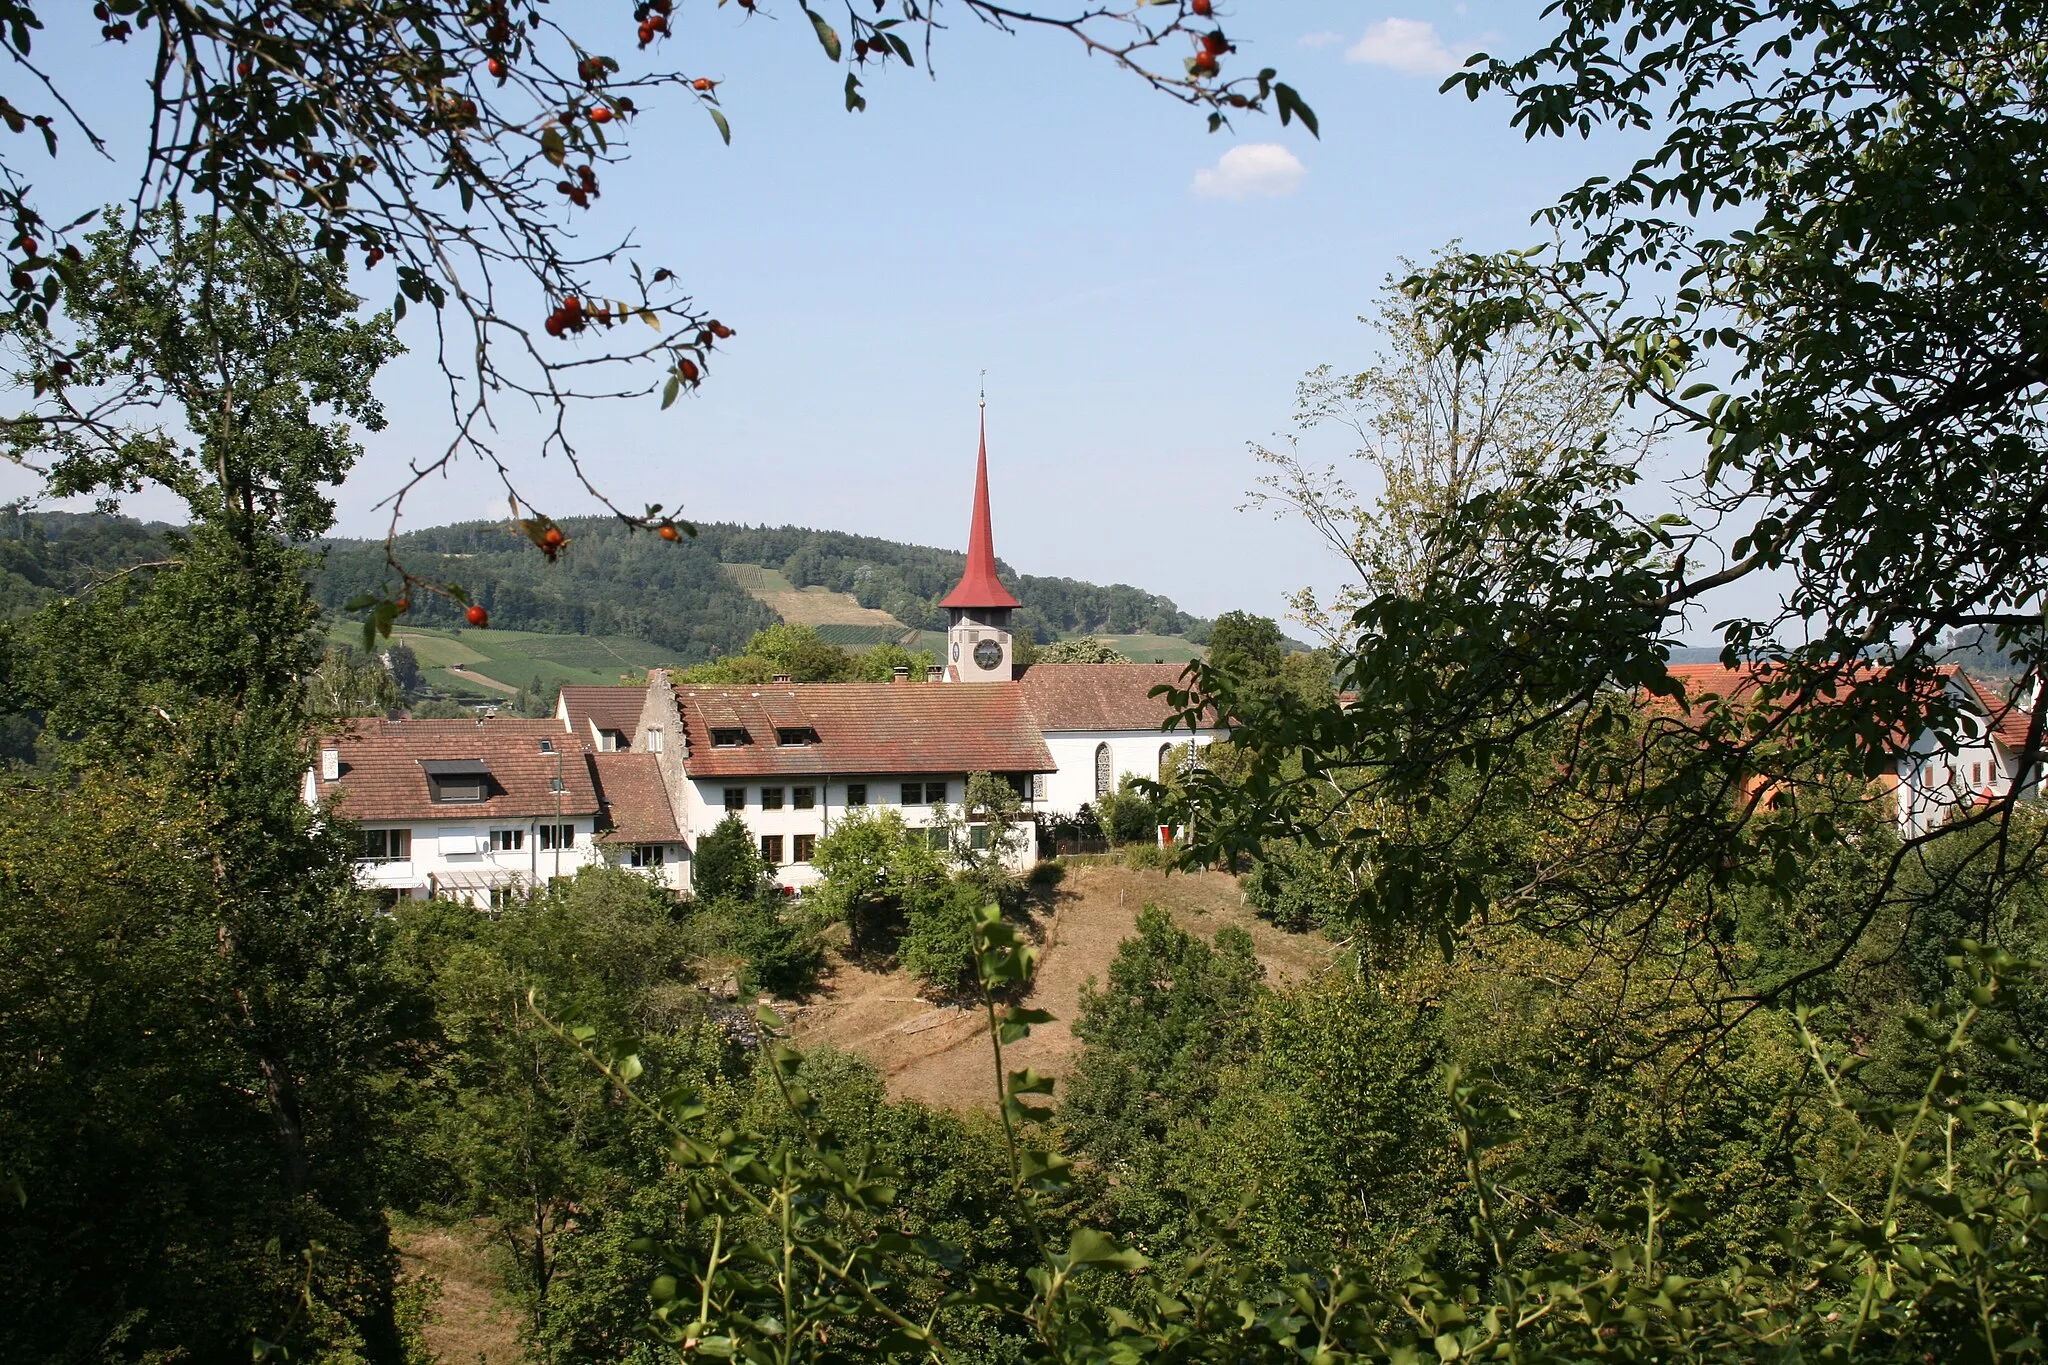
1158,743,1174,781
1094,742,1112,798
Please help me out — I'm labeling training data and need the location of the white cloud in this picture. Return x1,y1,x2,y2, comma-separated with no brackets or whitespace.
1190,143,1307,200
1346,17,1458,75
1298,30,1346,47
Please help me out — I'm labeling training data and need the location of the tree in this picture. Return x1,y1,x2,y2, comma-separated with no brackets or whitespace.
386,866,699,1349
0,209,410,1358
1038,636,1133,664
809,807,947,958
1248,256,1630,640
0,0,1313,614
308,643,401,718
853,640,942,682
383,641,422,697
1173,3,2048,987
692,814,771,904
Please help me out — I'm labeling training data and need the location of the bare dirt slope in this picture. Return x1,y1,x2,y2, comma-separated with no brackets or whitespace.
788,864,1333,1110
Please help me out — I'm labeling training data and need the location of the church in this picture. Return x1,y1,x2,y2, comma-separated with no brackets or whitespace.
310,410,1221,903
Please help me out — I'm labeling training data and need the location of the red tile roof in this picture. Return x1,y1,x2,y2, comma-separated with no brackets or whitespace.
591,752,683,843
315,717,601,821
559,685,646,738
673,682,1053,777
1017,662,1202,731
1963,674,2041,752
1656,661,2022,752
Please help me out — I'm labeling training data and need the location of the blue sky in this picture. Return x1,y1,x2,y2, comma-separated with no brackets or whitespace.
7,2,1643,624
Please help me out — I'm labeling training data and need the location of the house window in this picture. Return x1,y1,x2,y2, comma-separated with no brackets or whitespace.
488,885,522,911
1973,762,1984,784
846,783,867,806
539,738,554,753
548,776,566,792
1032,773,1047,802
792,834,816,863
924,828,951,853
761,834,784,865
901,782,924,806
969,824,990,851
538,823,576,850
649,727,665,754
925,781,948,805
793,786,816,810
1159,744,1174,780
630,844,665,868
724,787,746,812
360,828,412,862
490,828,524,851
711,728,749,748
761,787,785,811
776,727,817,747
1094,743,1112,797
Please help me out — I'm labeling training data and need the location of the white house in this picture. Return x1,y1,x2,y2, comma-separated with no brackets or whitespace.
1664,662,2043,838
306,716,686,907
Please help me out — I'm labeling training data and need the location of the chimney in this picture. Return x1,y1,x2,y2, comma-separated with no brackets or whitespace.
893,665,911,685
926,665,946,683
320,747,340,782
772,673,793,685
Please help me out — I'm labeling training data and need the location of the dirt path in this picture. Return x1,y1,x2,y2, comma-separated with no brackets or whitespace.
788,865,1333,1110
395,1219,525,1364
448,666,520,695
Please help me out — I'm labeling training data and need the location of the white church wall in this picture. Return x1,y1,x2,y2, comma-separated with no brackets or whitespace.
1039,729,1221,816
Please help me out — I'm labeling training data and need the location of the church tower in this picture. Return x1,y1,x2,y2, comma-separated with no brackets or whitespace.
938,400,1021,680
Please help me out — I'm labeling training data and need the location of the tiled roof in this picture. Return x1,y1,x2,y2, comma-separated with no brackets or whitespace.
1963,674,2041,751
592,752,683,843
1658,661,2010,752
673,682,1054,777
1017,663,1202,731
315,717,601,821
559,685,645,738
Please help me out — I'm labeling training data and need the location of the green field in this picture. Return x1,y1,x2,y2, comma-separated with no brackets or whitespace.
1092,634,1205,664
328,622,690,702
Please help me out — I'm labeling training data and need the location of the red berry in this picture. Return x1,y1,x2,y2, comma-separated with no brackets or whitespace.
692,77,714,92
1191,0,1212,14
677,358,700,382
1203,30,1228,55
542,526,566,548
466,605,489,627
658,524,681,541
589,105,613,124
488,57,505,78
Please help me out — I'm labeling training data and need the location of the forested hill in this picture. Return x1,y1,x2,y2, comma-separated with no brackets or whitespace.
0,511,1210,665
307,517,1208,663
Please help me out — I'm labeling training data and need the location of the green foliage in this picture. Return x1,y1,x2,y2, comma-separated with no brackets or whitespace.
809,806,948,959
385,866,700,1346
897,879,987,994
1062,907,1266,1172
1038,636,1133,664
694,814,772,904
1095,774,1160,846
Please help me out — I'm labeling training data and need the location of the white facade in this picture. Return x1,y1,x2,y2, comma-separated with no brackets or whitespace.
350,812,616,904
1038,728,1220,815
677,773,1041,890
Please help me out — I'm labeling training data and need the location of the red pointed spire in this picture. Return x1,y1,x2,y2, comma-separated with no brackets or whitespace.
939,404,1021,610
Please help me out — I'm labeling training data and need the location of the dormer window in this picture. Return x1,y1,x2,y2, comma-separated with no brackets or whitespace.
421,759,490,804
776,727,818,747
539,738,555,753
711,728,751,748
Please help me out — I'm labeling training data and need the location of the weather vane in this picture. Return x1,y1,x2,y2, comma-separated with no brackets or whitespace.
979,368,986,408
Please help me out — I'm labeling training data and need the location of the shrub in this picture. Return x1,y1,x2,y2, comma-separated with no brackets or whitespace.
1096,776,1160,845
898,881,985,993
1027,861,1066,887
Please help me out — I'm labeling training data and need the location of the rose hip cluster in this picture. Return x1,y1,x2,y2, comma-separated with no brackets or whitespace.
634,0,674,47
555,162,600,208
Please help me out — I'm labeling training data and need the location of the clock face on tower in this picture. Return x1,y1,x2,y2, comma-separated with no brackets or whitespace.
973,639,1004,672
